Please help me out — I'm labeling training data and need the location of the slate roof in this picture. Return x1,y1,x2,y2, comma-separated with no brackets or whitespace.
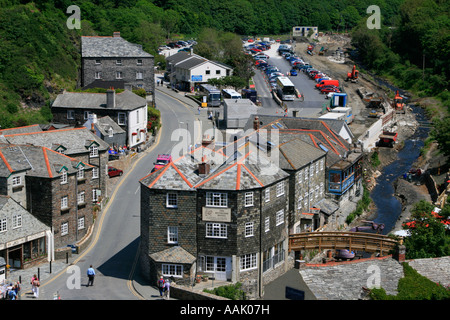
0,124,42,136
149,246,196,264
81,36,153,58
52,90,147,111
276,138,326,171
140,144,289,192
94,116,126,137
175,57,208,70
0,144,92,178
2,127,109,156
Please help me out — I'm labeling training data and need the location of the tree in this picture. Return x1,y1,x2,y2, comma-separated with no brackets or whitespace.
430,117,450,157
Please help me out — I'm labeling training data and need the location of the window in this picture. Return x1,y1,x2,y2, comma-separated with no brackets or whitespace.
166,193,178,208
304,168,308,180
320,182,324,196
245,222,254,237
298,171,302,184
92,167,99,179
78,217,85,230
137,59,143,65
67,110,75,120
205,70,210,75
12,214,22,229
240,253,257,271
245,192,253,207
61,222,68,236
116,71,123,79
265,188,270,202
315,185,319,199
265,217,270,232
116,59,122,65
95,59,101,64
320,159,324,171
118,112,126,125
168,226,178,244
84,111,92,120
77,166,84,179
216,70,221,75
304,192,308,207
61,171,67,184
92,189,100,202
316,162,319,174
78,191,85,204
95,71,102,79
162,264,183,278
206,223,227,238
136,71,143,80
276,209,284,226
89,145,98,158
276,181,284,197
12,176,21,187
206,192,227,207
310,165,314,177
136,109,139,123
298,195,303,210
0,218,6,232
61,196,68,209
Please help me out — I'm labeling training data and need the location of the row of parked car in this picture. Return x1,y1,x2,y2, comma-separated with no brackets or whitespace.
158,40,197,52
281,51,341,96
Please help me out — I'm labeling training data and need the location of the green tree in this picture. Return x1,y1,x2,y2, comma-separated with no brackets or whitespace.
430,117,450,157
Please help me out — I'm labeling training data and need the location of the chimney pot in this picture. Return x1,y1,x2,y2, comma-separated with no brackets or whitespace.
106,89,115,108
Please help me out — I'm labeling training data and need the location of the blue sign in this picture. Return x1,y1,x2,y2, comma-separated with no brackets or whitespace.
285,286,305,300
191,75,202,82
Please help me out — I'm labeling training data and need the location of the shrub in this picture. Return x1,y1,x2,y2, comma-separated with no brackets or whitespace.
203,282,246,300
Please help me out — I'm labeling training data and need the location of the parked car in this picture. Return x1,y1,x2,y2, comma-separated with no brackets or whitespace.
289,69,297,76
320,86,340,94
108,166,123,178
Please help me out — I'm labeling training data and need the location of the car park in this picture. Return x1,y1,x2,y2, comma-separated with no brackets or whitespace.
108,166,123,178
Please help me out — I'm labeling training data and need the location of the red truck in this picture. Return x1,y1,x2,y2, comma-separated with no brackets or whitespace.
152,154,172,172
377,131,397,148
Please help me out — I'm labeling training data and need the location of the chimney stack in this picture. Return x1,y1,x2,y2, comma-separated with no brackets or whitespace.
198,155,210,177
113,31,121,38
106,89,115,108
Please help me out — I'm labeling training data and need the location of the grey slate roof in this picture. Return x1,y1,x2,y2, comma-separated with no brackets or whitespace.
149,246,196,264
277,138,326,171
52,90,147,111
0,144,92,178
81,36,153,58
94,116,126,136
175,57,207,70
0,195,50,247
0,124,42,136
2,127,109,156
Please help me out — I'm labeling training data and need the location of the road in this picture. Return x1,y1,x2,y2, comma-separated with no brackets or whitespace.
251,43,326,118
35,90,197,300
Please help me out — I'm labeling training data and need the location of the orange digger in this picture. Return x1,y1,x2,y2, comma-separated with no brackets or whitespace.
393,91,406,114
346,65,359,83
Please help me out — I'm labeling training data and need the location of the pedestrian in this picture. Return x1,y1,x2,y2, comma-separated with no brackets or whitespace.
8,284,16,300
31,274,39,298
157,276,165,297
14,282,20,300
163,280,170,300
198,106,201,115
87,265,96,287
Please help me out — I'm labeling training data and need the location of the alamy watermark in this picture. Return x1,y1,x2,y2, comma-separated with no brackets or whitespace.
366,5,381,29
66,5,81,30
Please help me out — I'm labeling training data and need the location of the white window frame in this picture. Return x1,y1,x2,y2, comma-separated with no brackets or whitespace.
92,167,99,179
116,71,123,79
89,145,98,158
320,159,324,171
95,71,102,79
167,226,178,244
61,196,68,209
77,166,84,180
206,223,227,238
162,264,183,278
0,218,6,232
84,111,92,120
118,112,126,125
276,209,284,226
61,222,68,236
78,217,85,230
95,59,101,64
265,217,270,232
136,71,143,80
206,192,227,208
67,110,75,120
166,193,178,208
276,181,284,197
265,188,270,202
12,176,21,187
92,189,100,202
12,214,22,229
78,191,85,205
240,253,257,271
298,195,303,210
116,59,122,65
60,171,67,184
244,192,254,207
245,222,254,237
137,59,143,66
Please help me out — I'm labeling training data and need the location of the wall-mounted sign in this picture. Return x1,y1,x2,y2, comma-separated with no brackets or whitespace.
202,207,231,222
191,75,202,82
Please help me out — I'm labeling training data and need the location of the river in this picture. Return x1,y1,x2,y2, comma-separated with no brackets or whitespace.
370,104,430,235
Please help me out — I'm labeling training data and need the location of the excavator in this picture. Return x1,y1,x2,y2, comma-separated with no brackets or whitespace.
393,91,406,114
345,65,359,83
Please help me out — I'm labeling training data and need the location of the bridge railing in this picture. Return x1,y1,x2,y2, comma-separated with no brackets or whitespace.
289,231,398,256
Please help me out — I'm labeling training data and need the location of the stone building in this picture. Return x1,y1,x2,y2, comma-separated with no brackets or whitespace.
0,195,50,270
0,144,96,250
51,89,148,149
1,127,110,200
140,144,291,298
81,32,154,95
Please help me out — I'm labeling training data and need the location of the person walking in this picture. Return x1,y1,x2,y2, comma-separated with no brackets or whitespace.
86,265,96,287
157,276,165,297
163,280,171,300
31,274,39,298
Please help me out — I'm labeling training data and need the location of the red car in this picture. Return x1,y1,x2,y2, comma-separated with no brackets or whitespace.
321,86,341,94
108,166,123,178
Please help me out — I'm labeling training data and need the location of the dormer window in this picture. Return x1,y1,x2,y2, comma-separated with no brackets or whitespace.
77,166,84,180
89,145,98,158
61,171,67,184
